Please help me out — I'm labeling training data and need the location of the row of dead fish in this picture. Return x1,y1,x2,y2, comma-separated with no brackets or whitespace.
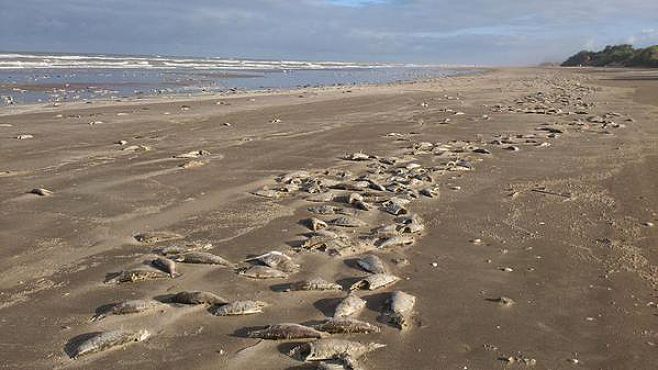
236,118,557,367
490,76,633,136
230,139,497,367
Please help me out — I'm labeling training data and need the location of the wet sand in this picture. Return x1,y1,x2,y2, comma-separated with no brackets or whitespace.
0,67,656,369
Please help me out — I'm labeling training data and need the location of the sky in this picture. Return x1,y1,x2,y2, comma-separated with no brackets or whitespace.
1,0,657,65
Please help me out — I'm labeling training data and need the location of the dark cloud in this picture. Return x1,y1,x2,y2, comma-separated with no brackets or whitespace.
1,0,657,65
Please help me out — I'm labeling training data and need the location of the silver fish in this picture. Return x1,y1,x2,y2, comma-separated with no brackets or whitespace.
248,323,328,340
91,300,163,322
334,293,366,318
349,274,400,291
288,278,343,291
171,251,235,267
377,235,414,249
356,255,388,274
244,251,300,272
290,338,385,361
171,291,228,305
211,300,268,316
306,217,329,231
105,269,169,284
313,318,381,334
152,257,178,277
328,216,366,228
69,329,150,359
239,265,289,279
381,200,408,216
308,205,348,215
381,290,416,330
30,188,53,196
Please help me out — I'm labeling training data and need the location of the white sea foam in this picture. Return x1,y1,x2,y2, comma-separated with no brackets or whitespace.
0,53,399,70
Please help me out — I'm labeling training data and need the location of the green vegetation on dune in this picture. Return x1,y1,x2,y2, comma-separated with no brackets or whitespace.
562,44,658,68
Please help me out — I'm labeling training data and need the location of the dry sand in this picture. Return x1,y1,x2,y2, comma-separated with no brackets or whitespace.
0,67,656,369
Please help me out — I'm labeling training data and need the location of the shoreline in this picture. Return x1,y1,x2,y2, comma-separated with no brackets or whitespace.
0,67,487,116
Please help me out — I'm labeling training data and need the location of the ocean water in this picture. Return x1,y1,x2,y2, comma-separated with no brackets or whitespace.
0,53,477,105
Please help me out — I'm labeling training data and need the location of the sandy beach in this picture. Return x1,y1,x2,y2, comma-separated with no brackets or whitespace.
0,67,656,369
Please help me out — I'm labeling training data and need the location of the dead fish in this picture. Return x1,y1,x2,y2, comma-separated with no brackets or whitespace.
354,201,373,212
381,291,416,330
537,126,563,134
105,269,169,284
420,187,439,198
29,188,53,196
334,293,366,318
490,296,515,306
368,180,387,192
499,355,537,366
239,265,289,279
381,200,408,216
171,291,228,305
398,221,424,234
377,235,415,249
245,251,300,272
91,300,164,322
252,188,283,199
379,156,400,165
400,223,424,234
326,240,376,258
350,273,400,291
180,160,208,169
454,159,473,170
356,255,388,274
396,214,425,234
171,251,235,267
290,338,385,361
472,148,491,155
343,152,373,161
211,300,268,316
328,216,366,228
316,361,348,370
16,134,34,140
313,318,381,334
134,231,183,245
277,170,311,184
173,149,210,159
316,357,363,370
301,232,351,251
288,278,343,292
305,217,329,231
370,224,399,237
347,193,364,204
69,329,150,359
152,257,178,277
121,144,151,152
158,242,212,256
306,192,337,203
248,323,328,340
308,205,347,215
331,181,369,191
